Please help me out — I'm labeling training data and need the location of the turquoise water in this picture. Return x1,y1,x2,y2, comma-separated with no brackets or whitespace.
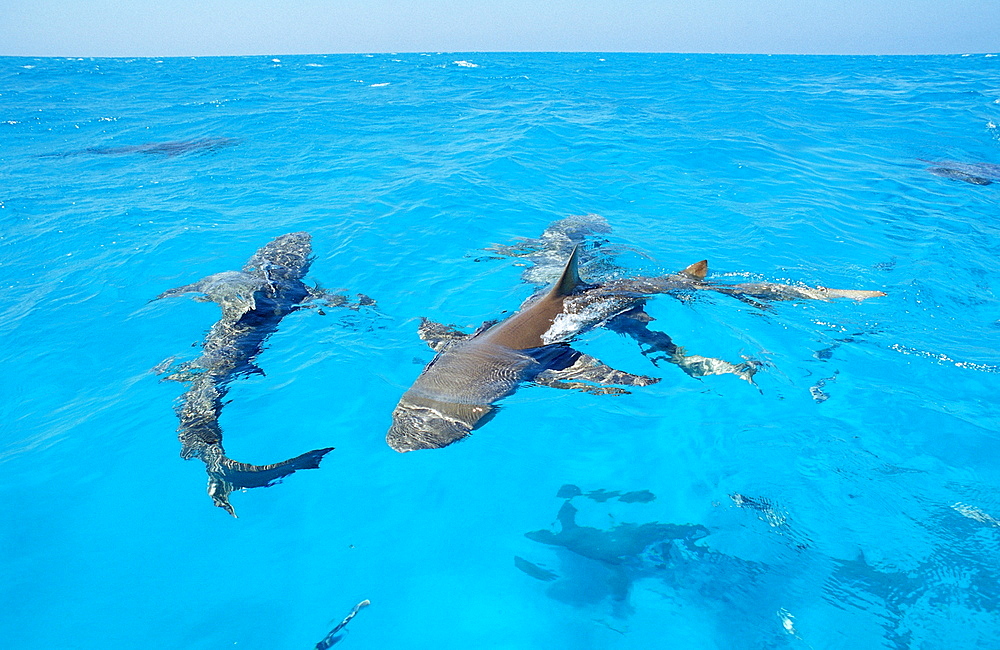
2,52,1000,649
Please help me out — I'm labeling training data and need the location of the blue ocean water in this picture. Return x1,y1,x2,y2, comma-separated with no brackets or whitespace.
1,52,999,649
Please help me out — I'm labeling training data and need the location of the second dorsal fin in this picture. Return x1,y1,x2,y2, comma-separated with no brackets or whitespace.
681,260,708,279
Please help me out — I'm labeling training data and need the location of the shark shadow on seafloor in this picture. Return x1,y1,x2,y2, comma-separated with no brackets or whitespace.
517,487,809,645
153,231,374,516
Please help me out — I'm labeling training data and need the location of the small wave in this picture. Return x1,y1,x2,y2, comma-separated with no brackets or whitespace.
453,60,478,68
888,344,1000,373
369,82,390,87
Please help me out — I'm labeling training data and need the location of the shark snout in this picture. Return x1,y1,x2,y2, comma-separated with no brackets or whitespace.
386,401,473,452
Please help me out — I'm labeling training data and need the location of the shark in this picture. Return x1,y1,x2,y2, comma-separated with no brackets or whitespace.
41,137,241,158
924,160,1000,186
387,219,886,452
155,232,369,516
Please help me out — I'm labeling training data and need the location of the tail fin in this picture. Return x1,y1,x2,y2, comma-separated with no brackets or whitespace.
547,245,583,298
206,447,335,517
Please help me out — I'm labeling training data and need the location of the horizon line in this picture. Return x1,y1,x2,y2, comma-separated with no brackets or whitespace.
3,50,999,60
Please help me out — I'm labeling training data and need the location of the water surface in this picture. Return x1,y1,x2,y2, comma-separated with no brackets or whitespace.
1,53,999,649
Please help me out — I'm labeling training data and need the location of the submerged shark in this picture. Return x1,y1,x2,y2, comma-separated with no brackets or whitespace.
155,232,368,516
41,137,241,158
924,161,1000,186
387,218,885,452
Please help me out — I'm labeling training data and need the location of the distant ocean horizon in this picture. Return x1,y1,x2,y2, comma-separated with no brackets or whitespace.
2,52,999,649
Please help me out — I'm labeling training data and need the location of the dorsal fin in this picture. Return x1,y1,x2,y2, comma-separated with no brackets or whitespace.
681,260,708,280
547,245,582,298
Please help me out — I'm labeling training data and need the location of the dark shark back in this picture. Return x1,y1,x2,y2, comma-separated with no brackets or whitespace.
478,245,584,350
242,231,313,282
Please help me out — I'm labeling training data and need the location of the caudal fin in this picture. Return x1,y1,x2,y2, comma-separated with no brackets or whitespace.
220,447,334,489
206,447,335,516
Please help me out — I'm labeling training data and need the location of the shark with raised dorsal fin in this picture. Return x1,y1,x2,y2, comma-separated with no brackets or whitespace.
155,232,370,516
387,245,614,452
387,220,885,453
387,246,753,452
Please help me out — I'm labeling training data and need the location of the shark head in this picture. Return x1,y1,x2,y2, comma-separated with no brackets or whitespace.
242,231,313,282
386,399,490,452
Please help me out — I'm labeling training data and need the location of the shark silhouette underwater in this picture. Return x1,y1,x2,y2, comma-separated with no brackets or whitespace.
516,486,711,618
924,160,1000,186
41,137,241,158
387,219,886,452
518,487,820,640
154,232,371,516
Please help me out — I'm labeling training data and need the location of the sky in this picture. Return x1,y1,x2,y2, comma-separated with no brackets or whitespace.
2,0,998,57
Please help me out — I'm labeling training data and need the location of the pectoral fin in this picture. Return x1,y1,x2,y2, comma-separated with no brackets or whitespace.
154,271,266,321
671,347,758,383
606,307,757,382
153,281,208,301
534,351,659,394
417,318,472,351
514,556,559,582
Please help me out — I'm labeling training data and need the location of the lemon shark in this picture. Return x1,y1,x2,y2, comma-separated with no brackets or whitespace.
387,221,885,453
155,232,368,516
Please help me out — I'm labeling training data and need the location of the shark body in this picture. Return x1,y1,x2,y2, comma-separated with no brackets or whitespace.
43,137,241,158
156,232,361,515
388,217,885,453
925,161,1000,186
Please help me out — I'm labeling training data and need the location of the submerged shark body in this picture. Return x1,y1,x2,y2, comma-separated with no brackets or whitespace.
43,137,241,158
388,217,885,452
925,161,1000,186
156,232,361,515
